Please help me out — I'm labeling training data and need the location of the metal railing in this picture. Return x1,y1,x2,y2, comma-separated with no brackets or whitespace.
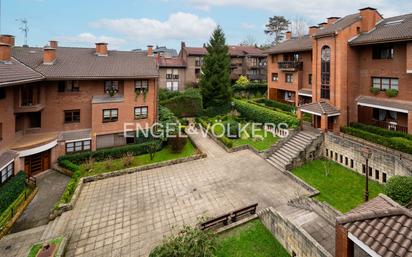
373,120,408,133
278,61,303,71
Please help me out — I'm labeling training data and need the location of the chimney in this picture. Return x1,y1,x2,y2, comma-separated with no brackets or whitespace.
327,17,340,24
359,7,382,32
309,26,319,36
181,41,186,50
0,43,12,63
95,42,108,56
318,22,327,28
49,40,58,48
43,46,56,65
285,31,292,40
0,35,15,46
147,45,153,56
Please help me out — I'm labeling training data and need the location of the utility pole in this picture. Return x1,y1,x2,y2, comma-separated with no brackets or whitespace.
17,18,29,46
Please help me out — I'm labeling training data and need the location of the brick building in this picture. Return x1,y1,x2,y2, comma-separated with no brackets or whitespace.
267,8,412,134
157,42,267,91
0,36,158,179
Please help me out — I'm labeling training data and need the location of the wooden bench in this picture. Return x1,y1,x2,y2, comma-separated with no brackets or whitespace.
200,213,231,230
231,203,258,222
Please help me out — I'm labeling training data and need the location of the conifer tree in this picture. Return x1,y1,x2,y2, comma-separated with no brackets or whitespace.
200,26,232,108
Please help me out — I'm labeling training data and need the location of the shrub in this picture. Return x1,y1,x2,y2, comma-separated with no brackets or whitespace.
349,123,412,141
160,91,203,117
385,89,399,97
233,99,299,127
59,160,79,173
223,120,240,139
232,82,267,99
83,157,95,172
168,136,188,153
104,157,113,170
58,141,162,165
122,153,134,167
253,98,296,113
149,225,217,257
0,171,26,213
235,75,250,87
370,87,380,95
158,88,180,102
384,176,412,206
57,168,81,205
202,103,232,117
220,136,233,148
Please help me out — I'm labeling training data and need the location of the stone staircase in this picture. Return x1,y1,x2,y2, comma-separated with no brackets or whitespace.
40,211,72,240
266,130,322,171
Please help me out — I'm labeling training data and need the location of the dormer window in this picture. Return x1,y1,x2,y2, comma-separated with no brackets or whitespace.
104,81,119,96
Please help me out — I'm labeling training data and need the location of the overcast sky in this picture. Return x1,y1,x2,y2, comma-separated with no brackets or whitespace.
2,0,411,50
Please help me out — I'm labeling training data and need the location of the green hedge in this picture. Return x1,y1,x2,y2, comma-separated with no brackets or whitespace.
160,90,203,117
349,123,412,140
232,83,267,99
202,103,232,117
196,117,233,148
384,176,412,206
59,141,162,165
56,168,82,205
0,171,26,213
341,126,412,154
253,98,296,113
233,99,299,127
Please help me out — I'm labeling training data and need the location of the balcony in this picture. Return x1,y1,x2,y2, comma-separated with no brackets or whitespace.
373,120,408,133
247,74,266,81
14,86,45,113
278,61,303,71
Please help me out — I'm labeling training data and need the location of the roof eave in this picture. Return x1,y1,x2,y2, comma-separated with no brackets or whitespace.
0,77,45,87
350,37,412,46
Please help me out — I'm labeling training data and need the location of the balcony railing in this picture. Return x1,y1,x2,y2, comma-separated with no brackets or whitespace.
278,61,303,71
373,120,408,133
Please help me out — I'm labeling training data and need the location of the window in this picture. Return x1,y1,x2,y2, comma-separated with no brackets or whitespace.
195,69,201,79
369,167,373,176
58,81,80,92
272,73,278,82
350,159,354,168
326,149,329,157
308,74,312,85
166,81,179,91
345,157,348,166
66,140,91,153
285,74,293,83
321,46,331,99
0,162,13,184
372,46,394,59
375,170,380,180
372,77,399,91
382,172,387,183
135,80,149,92
64,110,80,123
21,86,40,106
195,57,203,67
284,92,293,101
284,53,299,61
134,106,148,120
0,88,5,99
271,54,277,64
335,153,338,161
340,155,343,163
166,69,179,80
330,151,333,159
103,109,118,123
104,81,119,95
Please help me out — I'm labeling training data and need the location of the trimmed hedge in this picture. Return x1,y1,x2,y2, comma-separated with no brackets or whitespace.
160,90,203,117
384,176,412,206
196,117,233,148
253,98,296,113
341,126,412,154
233,99,299,127
202,103,232,117
0,171,26,213
59,141,162,165
56,168,81,205
349,123,412,141
232,83,267,99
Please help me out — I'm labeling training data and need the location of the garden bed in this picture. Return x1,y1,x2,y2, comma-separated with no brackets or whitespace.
216,219,290,257
27,236,67,257
292,159,384,213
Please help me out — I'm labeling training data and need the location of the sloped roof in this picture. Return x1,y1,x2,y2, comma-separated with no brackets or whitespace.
314,13,361,37
356,95,412,112
158,56,186,68
337,194,412,257
350,13,412,45
299,101,340,116
265,35,312,54
12,46,158,79
184,45,265,57
0,57,44,86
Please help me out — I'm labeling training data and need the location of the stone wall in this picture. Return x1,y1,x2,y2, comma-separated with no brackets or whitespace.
323,132,412,183
259,207,332,257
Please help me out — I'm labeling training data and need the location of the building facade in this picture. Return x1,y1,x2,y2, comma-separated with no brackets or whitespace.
267,8,412,134
0,37,158,180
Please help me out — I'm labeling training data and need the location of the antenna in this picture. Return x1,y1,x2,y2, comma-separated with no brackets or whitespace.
17,18,29,46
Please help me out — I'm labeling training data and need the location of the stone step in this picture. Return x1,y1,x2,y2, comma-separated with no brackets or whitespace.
269,155,288,167
272,150,291,164
266,158,284,170
282,143,304,154
41,217,59,240
276,148,296,160
292,134,313,144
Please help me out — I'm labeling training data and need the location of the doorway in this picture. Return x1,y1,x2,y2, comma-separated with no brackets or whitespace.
24,150,50,176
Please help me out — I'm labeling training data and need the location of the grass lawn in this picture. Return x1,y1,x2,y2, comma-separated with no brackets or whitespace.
28,237,64,257
216,219,290,257
81,141,197,176
232,128,279,151
293,159,384,213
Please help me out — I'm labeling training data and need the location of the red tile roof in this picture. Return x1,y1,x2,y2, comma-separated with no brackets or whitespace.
183,45,265,57
0,57,44,86
265,35,312,54
314,13,361,37
158,56,186,68
337,194,412,257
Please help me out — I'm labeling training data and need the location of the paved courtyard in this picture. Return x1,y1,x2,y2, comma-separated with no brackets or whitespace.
0,129,309,257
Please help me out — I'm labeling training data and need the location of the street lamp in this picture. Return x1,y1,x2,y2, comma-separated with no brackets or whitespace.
361,147,372,202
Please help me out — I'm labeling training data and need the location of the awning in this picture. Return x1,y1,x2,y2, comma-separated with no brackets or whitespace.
60,129,92,142
298,88,312,97
356,95,412,114
299,101,340,117
0,151,18,170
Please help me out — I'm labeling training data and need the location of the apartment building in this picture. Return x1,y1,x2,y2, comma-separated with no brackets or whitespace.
267,7,412,134
0,36,158,179
157,42,267,91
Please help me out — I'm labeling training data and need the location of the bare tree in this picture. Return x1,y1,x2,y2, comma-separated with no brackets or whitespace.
264,16,290,45
240,35,258,46
290,17,308,38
